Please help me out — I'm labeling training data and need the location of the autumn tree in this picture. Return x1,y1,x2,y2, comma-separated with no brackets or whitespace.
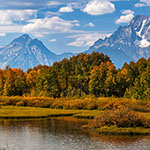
4,68,27,96
89,61,116,97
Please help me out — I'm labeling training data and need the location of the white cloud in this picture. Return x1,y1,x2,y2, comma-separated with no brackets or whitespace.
49,39,57,42
0,10,37,25
0,33,6,37
67,33,111,47
0,0,88,10
115,13,134,24
0,9,36,35
141,0,150,5
135,0,150,7
23,16,80,36
85,22,95,27
59,6,74,13
67,2,85,9
82,0,115,15
45,11,60,17
47,1,64,6
122,10,134,15
135,3,146,7
0,25,24,34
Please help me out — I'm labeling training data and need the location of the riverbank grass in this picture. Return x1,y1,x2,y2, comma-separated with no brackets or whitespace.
95,126,150,135
0,106,103,119
74,110,104,119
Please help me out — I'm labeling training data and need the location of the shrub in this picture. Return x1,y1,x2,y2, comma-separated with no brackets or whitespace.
91,106,149,128
102,99,132,110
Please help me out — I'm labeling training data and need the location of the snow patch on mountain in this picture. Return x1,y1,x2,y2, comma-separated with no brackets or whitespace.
135,39,150,48
136,19,147,37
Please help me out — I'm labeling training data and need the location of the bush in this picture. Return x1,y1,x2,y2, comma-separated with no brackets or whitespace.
91,106,149,128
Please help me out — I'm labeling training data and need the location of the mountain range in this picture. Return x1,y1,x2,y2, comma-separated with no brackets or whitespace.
0,15,150,70
87,15,150,68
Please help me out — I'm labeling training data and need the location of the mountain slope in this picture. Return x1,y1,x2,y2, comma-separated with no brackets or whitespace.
0,34,73,71
86,15,150,68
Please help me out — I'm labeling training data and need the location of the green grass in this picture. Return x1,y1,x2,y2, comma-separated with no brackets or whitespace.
95,126,150,135
73,110,104,119
0,106,103,119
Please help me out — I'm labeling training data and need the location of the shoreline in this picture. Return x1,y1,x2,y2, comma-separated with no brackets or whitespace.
94,126,150,136
0,106,150,136
0,106,102,119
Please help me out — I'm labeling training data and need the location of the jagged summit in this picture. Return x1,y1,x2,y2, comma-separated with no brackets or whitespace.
12,34,32,44
130,15,150,28
87,15,150,68
20,34,31,39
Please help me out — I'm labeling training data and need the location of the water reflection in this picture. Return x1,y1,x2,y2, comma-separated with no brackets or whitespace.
0,118,150,150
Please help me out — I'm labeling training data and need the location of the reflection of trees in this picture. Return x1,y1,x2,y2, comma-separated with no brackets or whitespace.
88,131,150,145
0,118,150,148
0,118,88,136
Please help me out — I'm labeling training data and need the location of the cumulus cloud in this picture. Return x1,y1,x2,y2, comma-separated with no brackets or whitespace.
0,25,23,34
0,9,37,35
59,6,74,13
23,16,80,36
49,39,57,42
67,33,111,47
115,10,134,24
45,11,60,17
85,22,95,27
82,0,115,15
47,1,64,6
135,0,150,7
67,2,85,9
0,10,37,25
122,10,134,15
135,3,146,7
0,33,6,37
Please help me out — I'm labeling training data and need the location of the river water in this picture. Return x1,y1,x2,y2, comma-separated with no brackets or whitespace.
0,117,150,150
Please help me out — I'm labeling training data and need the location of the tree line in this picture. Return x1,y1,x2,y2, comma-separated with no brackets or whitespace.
0,52,150,99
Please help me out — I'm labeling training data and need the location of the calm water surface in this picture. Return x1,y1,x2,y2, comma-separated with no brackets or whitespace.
0,117,150,150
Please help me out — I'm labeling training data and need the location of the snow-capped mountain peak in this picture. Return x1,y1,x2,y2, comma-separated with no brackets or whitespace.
0,34,73,70
87,15,150,68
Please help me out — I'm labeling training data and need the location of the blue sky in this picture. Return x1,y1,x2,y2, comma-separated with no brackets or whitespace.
0,0,150,54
